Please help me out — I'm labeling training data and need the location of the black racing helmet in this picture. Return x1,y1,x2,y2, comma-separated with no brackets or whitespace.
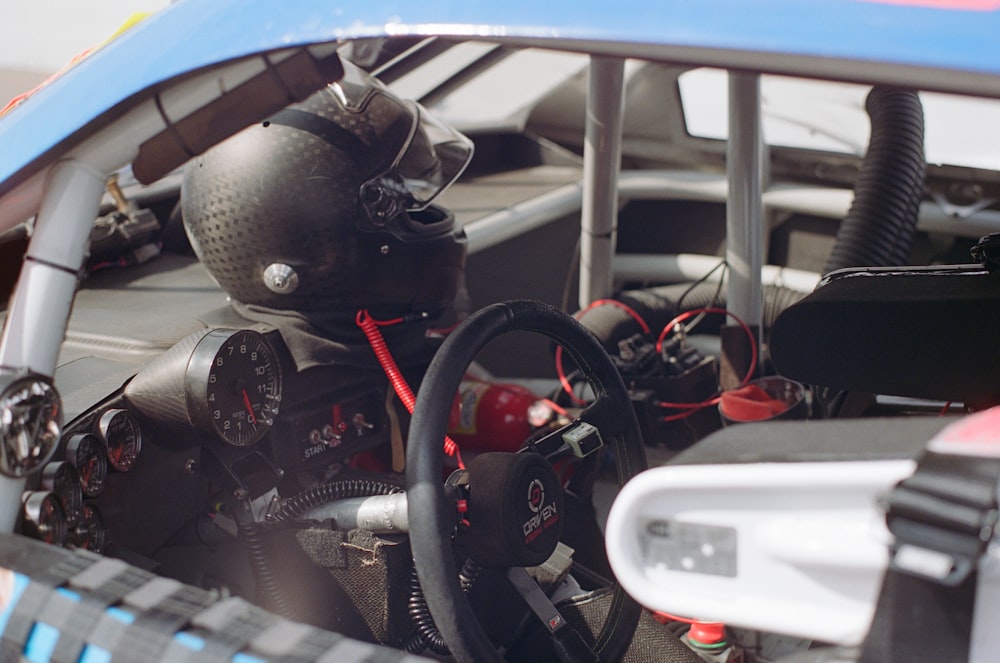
181,59,472,313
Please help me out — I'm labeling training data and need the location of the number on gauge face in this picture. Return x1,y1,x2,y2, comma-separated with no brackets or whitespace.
204,330,281,446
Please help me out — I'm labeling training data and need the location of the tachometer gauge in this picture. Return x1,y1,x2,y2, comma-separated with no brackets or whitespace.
97,408,142,472
187,329,282,446
64,433,109,497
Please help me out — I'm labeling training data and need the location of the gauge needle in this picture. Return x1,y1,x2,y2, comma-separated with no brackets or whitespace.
241,389,258,425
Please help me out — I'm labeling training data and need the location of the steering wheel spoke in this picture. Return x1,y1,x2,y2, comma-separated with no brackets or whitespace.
506,566,600,663
528,417,605,464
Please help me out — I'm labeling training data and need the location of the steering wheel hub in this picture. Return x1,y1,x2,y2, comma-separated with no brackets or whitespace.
464,452,564,567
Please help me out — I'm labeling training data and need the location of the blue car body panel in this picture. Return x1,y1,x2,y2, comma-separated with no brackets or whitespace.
2,0,1000,197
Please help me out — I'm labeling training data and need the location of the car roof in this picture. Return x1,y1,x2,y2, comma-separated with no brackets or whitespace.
2,0,1000,217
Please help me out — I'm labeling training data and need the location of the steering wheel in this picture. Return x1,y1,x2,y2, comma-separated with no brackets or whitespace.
406,300,647,663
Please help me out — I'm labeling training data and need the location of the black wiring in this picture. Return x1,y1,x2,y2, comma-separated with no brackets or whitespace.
677,260,727,333
674,259,727,313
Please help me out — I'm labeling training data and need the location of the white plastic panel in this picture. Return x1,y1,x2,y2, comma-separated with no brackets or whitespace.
605,459,918,645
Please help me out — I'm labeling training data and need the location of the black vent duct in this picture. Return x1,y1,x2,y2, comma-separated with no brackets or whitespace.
823,86,925,274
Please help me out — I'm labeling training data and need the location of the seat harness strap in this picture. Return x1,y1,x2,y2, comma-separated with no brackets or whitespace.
861,408,1000,663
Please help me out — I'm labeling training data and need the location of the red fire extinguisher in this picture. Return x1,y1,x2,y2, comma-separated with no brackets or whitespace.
448,379,542,453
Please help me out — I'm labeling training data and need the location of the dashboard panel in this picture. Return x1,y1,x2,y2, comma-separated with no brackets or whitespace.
20,312,398,569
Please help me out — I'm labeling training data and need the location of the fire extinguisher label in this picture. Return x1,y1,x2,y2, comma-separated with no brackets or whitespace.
451,381,489,435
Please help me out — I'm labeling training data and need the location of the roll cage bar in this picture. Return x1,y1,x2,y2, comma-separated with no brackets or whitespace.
3,0,1000,531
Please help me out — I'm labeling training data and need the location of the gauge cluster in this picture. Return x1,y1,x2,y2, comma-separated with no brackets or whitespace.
21,406,146,553
17,325,395,560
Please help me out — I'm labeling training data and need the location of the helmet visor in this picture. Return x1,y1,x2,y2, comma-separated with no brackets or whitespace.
391,103,474,210
358,105,473,231
331,60,473,232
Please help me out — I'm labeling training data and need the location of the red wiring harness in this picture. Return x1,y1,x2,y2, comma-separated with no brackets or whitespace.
555,299,651,406
555,301,758,423
656,306,758,422
356,310,465,469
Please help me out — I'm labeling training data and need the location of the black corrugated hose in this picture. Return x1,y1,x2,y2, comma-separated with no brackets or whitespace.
404,558,482,655
236,478,403,617
823,86,926,273
816,86,926,416
266,478,403,522
234,500,294,617
404,565,452,655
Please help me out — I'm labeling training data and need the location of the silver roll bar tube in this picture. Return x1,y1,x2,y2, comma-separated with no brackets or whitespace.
0,159,105,531
725,73,765,337
579,56,626,309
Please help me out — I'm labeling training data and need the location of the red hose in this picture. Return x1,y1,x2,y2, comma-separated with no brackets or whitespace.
356,310,464,469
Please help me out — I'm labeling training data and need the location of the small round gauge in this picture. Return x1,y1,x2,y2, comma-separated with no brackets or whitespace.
72,503,107,553
64,433,109,497
21,490,67,545
97,409,141,472
186,329,282,446
41,461,82,528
